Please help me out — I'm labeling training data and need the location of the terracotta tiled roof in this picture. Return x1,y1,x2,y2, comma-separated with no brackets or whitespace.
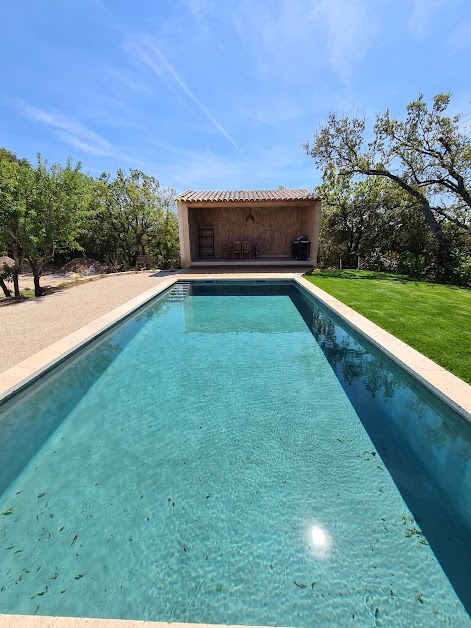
176,188,319,203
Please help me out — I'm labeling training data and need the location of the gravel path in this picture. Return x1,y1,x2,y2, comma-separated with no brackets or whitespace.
0,272,175,372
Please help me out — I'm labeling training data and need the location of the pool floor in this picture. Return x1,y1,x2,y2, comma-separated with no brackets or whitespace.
0,290,469,625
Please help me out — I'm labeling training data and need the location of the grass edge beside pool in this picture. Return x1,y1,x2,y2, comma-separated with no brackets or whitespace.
304,270,471,384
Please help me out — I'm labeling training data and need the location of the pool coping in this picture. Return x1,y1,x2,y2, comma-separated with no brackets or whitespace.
0,617,279,628
0,272,470,628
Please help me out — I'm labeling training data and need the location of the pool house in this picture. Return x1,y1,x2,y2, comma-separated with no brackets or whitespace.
176,188,321,268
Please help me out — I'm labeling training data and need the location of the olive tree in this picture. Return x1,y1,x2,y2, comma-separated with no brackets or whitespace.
305,93,471,273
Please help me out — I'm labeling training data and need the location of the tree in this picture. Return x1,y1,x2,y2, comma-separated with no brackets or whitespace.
0,150,94,296
0,257,13,297
305,93,471,273
0,148,33,297
317,167,432,268
92,169,177,267
28,156,93,295
147,188,179,268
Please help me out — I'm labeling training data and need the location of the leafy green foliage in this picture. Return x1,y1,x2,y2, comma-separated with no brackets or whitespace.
306,93,471,273
0,148,180,297
316,168,433,268
80,169,178,268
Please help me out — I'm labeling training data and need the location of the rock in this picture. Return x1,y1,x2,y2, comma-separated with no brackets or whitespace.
60,258,108,276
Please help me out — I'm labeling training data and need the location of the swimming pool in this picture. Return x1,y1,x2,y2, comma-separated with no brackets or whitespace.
0,280,470,626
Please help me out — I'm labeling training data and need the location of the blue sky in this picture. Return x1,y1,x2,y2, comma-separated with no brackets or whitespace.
1,0,471,194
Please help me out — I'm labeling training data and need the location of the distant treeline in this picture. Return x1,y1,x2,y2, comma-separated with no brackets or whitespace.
0,148,179,296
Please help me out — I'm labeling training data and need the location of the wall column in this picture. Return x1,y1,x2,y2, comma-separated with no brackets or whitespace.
177,201,191,268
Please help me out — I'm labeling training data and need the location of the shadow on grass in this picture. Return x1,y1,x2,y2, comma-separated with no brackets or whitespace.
306,269,420,283
306,270,470,291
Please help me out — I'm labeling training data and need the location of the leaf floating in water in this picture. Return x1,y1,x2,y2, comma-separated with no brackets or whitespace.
34,586,48,598
38,493,45,499
311,581,317,589
415,594,426,604
294,581,307,589
50,572,58,580
60,589,66,594
34,604,39,614
71,534,78,545
5,547,13,550
374,607,380,618
1,509,13,516
14,549,23,554
75,574,84,580
419,538,429,545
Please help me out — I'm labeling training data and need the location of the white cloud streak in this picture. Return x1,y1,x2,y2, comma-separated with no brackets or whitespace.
316,0,372,83
129,36,241,154
231,0,372,85
18,103,135,163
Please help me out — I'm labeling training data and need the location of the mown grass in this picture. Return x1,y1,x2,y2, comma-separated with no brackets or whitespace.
304,270,471,384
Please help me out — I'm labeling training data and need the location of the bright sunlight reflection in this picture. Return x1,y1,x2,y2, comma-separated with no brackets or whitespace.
311,525,327,546
307,523,332,560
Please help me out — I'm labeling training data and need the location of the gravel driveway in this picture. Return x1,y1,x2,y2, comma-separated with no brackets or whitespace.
0,272,175,372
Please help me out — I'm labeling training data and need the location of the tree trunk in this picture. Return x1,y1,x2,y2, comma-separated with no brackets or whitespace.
12,271,20,298
365,169,452,276
30,261,45,297
11,244,24,297
33,273,44,297
0,278,11,298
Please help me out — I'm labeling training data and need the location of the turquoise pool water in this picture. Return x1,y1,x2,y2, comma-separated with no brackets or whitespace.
0,281,470,626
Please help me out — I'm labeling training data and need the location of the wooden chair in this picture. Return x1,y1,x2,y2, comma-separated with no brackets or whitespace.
242,241,251,259
251,242,260,259
232,241,242,259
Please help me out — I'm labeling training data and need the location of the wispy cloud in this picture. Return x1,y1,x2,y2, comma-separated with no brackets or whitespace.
127,35,241,154
18,102,137,164
184,0,215,22
408,0,442,36
231,0,373,85
140,142,316,191
316,0,373,83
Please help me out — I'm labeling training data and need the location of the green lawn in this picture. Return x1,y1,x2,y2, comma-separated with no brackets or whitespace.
304,270,471,384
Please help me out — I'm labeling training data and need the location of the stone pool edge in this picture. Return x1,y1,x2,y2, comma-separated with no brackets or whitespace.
0,617,281,628
295,276,471,424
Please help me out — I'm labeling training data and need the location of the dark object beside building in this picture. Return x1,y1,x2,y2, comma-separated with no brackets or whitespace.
291,236,311,260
